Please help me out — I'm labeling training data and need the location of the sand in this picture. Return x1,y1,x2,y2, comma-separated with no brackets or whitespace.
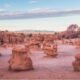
0,44,80,80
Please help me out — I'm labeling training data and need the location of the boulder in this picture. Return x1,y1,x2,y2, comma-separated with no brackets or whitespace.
8,47,33,71
42,42,57,57
72,53,80,71
28,40,40,50
75,53,80,60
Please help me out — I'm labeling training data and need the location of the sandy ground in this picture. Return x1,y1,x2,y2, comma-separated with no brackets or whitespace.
0,44,80,80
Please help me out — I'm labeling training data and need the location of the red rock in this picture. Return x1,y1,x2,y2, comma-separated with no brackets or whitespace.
75,53,80,60
72,53,80,71
42,42,57,57
72,60,80,71
8,47,33,71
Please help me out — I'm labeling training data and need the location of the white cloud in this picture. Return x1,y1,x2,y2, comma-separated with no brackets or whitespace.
0,8,6,13
29,8,80,13
28,8,58,13
0,9,5,12
29,0,38,4
0,3,11,13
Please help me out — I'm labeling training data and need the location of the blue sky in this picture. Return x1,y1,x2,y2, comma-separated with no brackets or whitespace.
0,0,80,31
0,0,80,11
0,0,80,19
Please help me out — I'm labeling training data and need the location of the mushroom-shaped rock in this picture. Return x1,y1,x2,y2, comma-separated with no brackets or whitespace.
8,47,33,71
72,53,80,71
42,42,57,57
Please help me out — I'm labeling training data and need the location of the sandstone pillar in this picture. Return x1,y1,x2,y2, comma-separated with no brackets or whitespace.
8,47,33,71
72,53,80,71
42,42,58,57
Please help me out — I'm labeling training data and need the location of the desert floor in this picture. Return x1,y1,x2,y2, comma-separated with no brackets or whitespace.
0,44,80,80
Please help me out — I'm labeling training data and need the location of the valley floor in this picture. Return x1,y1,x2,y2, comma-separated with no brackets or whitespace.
0,44,80,80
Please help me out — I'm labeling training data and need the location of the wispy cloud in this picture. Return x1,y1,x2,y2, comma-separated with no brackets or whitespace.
0,8,80,19
0,3,11,13
29,0,38,4
28,8,57,13
0,9,5,12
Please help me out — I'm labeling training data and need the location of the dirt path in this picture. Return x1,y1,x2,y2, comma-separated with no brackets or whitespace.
0,45,80,79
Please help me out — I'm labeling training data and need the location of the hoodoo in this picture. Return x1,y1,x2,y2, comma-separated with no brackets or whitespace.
42,42,57,57
72,53,80,71
8,47,33,71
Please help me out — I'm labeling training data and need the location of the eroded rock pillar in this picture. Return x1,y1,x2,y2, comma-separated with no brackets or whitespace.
72,53,80,71
42,42,58,57
8,47,33,71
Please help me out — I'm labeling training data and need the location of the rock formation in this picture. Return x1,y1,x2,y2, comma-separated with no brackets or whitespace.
76,39,80,48
72,53,80,71
0,31,26,46
8,47,33,71
42,42,57,57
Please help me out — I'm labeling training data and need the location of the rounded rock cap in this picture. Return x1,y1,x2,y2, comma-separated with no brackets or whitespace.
12,47,27,54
